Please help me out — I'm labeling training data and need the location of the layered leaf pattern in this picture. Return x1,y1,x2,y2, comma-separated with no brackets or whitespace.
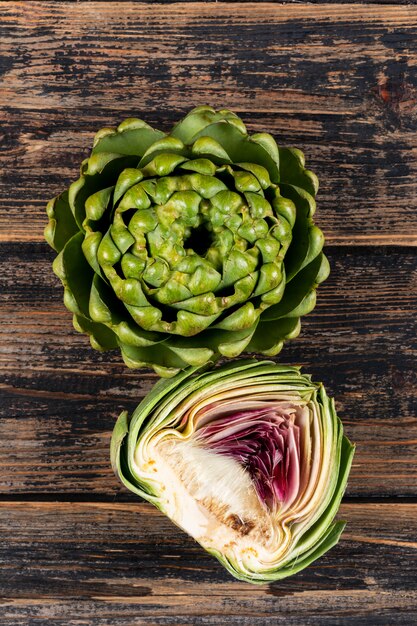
111,359,355,583
45,107,329,376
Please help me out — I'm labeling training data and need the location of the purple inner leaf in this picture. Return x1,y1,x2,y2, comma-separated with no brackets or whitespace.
196,407,302,511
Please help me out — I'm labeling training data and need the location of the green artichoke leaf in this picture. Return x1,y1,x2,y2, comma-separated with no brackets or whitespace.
113,169,144,204
171,105,246,144
69,156,138,229
74,313,118,351
217,325,258,358
138,137,188,169
45,191,79,253
89,274,165,348
92,123,165,156
119,341,191,375
163,323,257,362
262,253,329,322
191,121,280,183
111,410,161,503
251,521,346,583
287,427,355,562
278,184,318,282
55,232,94,318
111,360,354,584
278,146,319,197
246,317,301,356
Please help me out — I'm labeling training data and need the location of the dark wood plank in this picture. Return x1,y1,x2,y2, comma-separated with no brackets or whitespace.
2,3,417,245
4,0,416,4
1,243,416,497
0,501,416,624
1,2,416,621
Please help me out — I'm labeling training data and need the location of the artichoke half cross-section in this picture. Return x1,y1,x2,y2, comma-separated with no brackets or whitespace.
45,107,329,376
111,360,355,584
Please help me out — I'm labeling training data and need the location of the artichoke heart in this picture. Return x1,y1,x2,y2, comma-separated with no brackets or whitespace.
112,359,355,583
45,106,329,376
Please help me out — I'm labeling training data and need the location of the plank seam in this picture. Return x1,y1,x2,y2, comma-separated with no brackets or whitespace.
1,0,415,4
0,494,416,503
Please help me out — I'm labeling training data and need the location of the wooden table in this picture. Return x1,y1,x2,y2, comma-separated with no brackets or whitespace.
1,2,417,623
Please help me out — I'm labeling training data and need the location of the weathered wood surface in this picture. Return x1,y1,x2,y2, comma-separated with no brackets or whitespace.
10,0,417,4
1,244,416,497
0,502,416,625
2,2,417,245
1,2,417,624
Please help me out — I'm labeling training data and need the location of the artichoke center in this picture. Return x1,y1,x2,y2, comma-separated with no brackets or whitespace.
183,221,214,257
139,402,309,564
196,408,302,512
151,436,276,553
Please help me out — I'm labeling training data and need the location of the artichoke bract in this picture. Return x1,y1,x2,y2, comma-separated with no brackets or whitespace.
45,107,329,376
111,359,354,583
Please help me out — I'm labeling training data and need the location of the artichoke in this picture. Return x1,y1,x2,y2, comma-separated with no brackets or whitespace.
111,359,354,583
45,106,329,376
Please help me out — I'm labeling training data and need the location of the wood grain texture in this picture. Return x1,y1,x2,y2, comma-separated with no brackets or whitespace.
6,0,417,4
1,2,417,622
0,502,416,624
1,243,416,497
2,3,417,244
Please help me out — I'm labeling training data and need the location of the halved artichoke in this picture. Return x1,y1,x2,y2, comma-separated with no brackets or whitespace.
111,359,354,583
45,106,329,376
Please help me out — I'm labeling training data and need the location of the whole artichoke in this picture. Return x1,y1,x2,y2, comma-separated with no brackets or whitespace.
111,359,355,584
45,107,329,376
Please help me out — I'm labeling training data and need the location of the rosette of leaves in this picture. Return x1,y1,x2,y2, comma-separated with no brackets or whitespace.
45,106,329,376
111,359,355,584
